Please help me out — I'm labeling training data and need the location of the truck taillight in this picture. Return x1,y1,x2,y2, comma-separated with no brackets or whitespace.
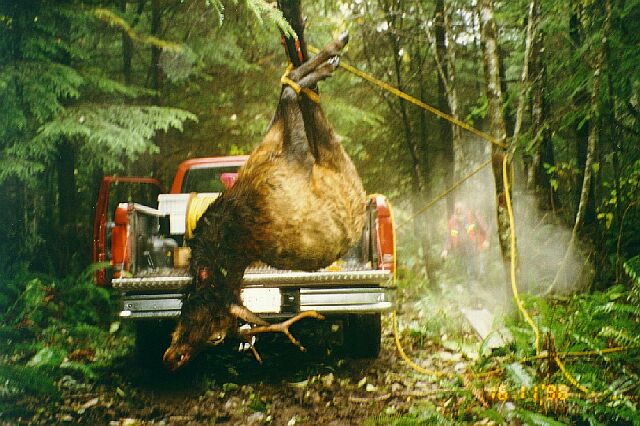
111,204,130,277
371,195,395,274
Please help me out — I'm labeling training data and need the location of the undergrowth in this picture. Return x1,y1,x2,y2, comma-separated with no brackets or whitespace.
0,266,133,418
381,257,640,424
469,256,640,424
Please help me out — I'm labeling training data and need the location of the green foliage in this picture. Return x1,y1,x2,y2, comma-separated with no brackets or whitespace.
244,0,295,37
33,105,196,169
513,409,567,426
491,287,640,424
0,364,58,399
0,267,133,403
0,1,201,272
364,403,453,426
624,255,640,287
93,8,184,52
1,2,639,424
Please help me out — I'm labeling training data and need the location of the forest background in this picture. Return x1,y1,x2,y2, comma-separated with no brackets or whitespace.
1,0,640,424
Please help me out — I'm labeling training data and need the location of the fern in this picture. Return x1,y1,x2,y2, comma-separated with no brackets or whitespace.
599,326,640,348
498,284,640,424
245,0,294,37
593,301,640,316
514,409,567,426
624,255,640,287
0,364,58,399
82,73,155,98
206,0,226,25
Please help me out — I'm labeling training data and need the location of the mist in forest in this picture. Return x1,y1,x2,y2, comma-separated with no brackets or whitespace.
395,152,591,314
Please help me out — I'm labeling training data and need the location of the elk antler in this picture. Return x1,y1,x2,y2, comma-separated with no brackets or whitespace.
229,304,269,326
238,310,325,352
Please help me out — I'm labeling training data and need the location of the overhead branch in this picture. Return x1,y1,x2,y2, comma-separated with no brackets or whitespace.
94,8,183,52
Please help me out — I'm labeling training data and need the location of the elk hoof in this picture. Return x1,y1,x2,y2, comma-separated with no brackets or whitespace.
339,31,349,45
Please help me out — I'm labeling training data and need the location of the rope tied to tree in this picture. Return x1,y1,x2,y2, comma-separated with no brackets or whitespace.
307,45,507,149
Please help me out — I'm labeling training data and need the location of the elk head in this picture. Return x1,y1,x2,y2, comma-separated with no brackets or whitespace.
162,292,269,372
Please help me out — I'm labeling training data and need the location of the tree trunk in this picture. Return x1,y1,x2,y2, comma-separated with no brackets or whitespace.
515,0,557,211
416,57,437,285
608,75,623,280
549,0,611,293
471,5,482,95
443,2,465,187
479,0,512,304
390,41,432,281
56,139,76,276
526,25,542,192
569,3,596,226
381,2,425,196
512,0,539,149
120,0,133,84
573,0,610,238
150,0,161,98
378,0,433,281
434,0,454,216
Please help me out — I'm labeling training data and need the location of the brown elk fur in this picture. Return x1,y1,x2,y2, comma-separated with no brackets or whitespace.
163,33,364,371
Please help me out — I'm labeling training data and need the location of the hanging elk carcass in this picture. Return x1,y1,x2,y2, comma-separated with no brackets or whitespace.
162,30,368,371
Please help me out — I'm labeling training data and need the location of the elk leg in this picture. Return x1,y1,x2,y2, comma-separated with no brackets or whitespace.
239,311,325,352
290,58,343,165
295,56,341,89
276,51,340,165
280,58,342,165
288,32,348,82
280,86,315,166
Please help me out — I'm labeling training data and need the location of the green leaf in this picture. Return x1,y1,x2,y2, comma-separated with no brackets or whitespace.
515,409,567,426
505,362,534,388
27,347,66,368
0,363,58,398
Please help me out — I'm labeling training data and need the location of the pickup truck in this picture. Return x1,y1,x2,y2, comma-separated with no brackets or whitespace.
93,156,395,359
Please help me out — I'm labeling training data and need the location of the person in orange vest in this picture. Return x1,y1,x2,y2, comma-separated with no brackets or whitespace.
441,201,490,278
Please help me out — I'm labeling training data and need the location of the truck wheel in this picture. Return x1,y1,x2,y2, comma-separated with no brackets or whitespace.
134,320,173,368
344,314,381,358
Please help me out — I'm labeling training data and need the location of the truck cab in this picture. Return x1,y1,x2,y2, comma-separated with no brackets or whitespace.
93,156,395,358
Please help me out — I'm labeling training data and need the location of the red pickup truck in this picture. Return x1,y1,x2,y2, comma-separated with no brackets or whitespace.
93,156,395,358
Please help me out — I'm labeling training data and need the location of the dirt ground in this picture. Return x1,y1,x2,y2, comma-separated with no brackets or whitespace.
4,276,520,426
15,301,478,426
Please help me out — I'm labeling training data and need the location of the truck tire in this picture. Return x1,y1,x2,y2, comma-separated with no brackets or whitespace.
134,320,173,368
344,314,381,358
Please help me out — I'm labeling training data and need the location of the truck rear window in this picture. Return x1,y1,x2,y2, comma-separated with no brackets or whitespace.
182,166,240,193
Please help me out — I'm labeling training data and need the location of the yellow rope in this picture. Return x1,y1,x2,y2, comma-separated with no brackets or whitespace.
366,193,451,377
185,193,217,239
554,353,591,395
392,311,448,377
308,45,507,149
280,63,321,104
503,155,541,356
522,346,630,361
315,45,631,397
504,154,592,397
397,159,492,230
386,157,626,393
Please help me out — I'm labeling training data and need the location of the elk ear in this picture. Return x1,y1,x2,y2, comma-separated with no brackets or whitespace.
229,304,269,326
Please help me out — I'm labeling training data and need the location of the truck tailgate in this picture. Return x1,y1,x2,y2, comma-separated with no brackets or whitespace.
114,264,394,319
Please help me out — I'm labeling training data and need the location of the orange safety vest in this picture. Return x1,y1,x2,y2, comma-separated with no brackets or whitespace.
446,211,487,251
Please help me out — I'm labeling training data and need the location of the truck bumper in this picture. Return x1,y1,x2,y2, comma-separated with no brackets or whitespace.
118,286,395,320
114,268,395,320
